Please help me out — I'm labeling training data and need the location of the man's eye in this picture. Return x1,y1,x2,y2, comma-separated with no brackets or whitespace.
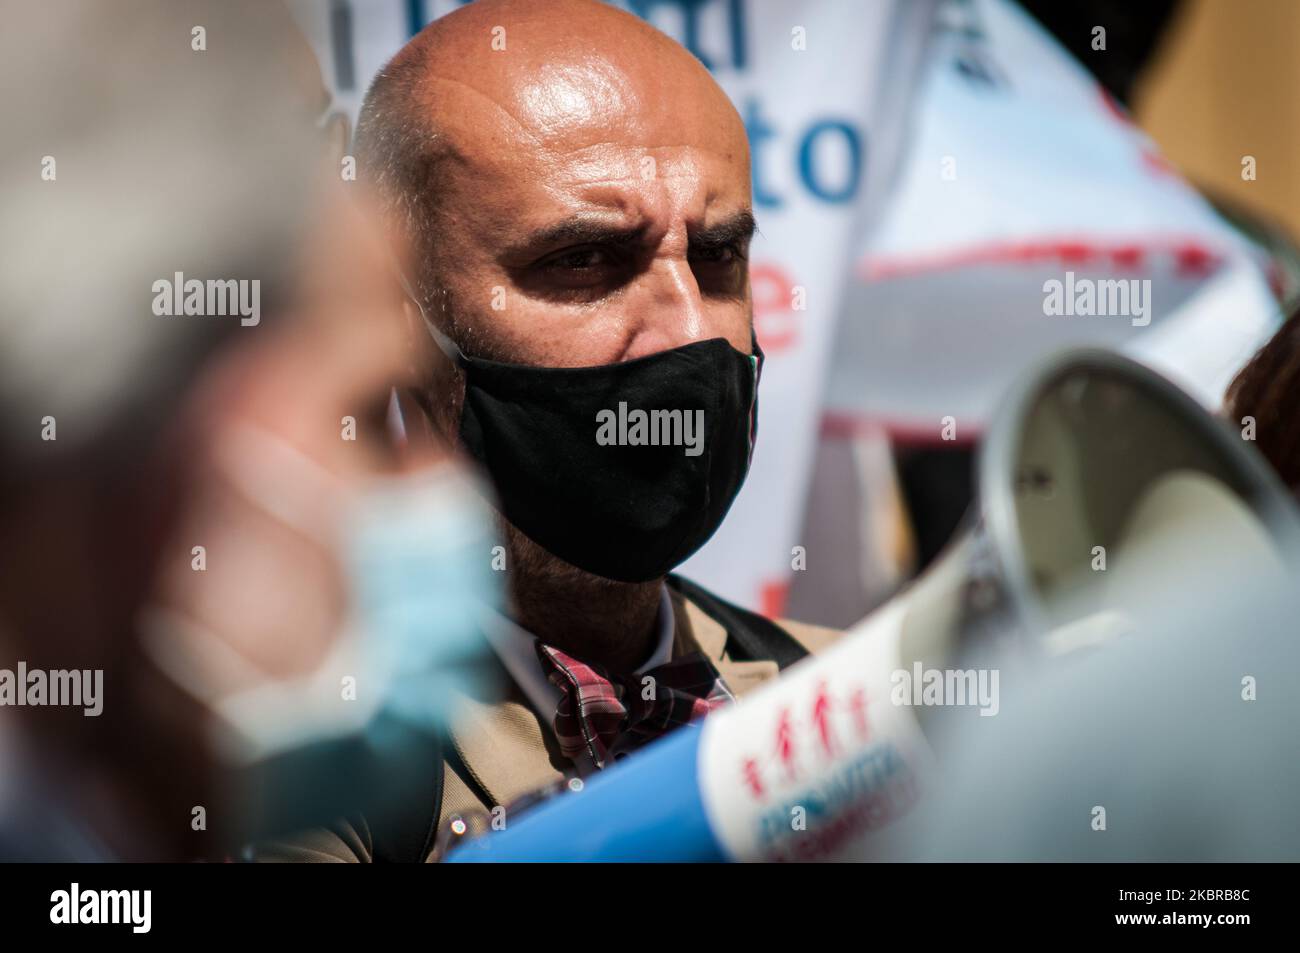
541,247,611,271
691,243,744,265
526,246,629,295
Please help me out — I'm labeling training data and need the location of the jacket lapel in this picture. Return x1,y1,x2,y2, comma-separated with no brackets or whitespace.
448,588,782,808
446,659,568,808
670,588,780,697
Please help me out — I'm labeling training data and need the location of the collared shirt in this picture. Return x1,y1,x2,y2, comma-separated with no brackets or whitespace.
479,586,675,773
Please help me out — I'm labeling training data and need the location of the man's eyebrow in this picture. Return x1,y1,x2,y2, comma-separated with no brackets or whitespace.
502,217,648,261
501,210,757,262
689,210,757,249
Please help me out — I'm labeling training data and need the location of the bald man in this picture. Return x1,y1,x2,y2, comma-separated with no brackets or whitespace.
258,0,842,862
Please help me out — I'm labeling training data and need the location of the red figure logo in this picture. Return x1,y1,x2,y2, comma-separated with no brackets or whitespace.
774,708,798,782
741,757,765,799
811,682,836,758
848,687,870,743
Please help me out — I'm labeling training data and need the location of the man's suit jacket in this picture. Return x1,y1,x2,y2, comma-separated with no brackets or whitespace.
252,585,841,862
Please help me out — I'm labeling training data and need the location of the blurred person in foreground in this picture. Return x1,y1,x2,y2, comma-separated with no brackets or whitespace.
0,0,490,860
257,0,845,861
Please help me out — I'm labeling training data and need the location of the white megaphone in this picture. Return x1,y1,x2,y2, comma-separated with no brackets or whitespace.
449,348,1300,863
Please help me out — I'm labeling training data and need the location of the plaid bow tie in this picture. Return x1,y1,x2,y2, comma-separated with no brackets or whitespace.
535,642,734,769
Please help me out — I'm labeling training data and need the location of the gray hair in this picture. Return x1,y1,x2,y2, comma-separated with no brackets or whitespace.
0,0,321,475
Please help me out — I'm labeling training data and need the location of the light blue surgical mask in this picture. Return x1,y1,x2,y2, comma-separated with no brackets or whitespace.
138,420,502,843
342,459,503,729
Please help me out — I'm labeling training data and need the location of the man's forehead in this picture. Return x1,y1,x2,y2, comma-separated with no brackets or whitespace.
421,71,750,242
443,139,750,254
422,61,746,165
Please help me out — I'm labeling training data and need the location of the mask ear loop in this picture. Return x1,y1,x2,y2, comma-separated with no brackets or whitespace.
391,269,468,439
394,269,468,368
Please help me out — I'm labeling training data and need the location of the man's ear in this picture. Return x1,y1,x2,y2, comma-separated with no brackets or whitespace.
394,293,458,445
401,285,466,387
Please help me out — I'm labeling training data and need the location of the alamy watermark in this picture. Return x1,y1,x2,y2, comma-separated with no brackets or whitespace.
152,271,260,326
1043,271,1151,327
596,403,704,457
50,883,150,933
890,662,999,717
0,662,102,716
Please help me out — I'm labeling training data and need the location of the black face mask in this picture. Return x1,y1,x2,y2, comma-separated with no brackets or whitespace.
420,314,762,583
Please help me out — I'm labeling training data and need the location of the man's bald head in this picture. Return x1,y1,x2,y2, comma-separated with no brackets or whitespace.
356,0,753,366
